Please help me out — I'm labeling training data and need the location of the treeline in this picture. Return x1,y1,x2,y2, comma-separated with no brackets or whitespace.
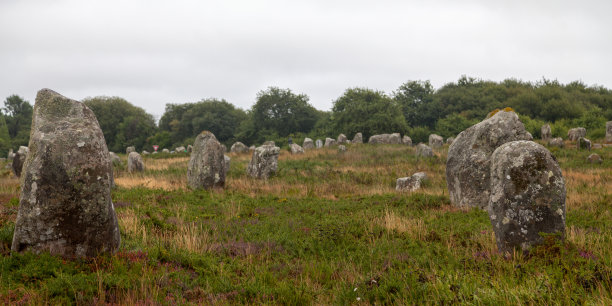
2,76,611,155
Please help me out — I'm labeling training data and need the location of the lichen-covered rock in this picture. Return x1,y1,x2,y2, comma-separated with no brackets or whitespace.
567,127,586,141
142,150,150,155
127,152,144,173
446,137,455,145
338,145,346,152
402,136,412,146
230,142,249,153
429,134,443,149
249,145,255,151
126,146,135,154
446,110,532,209
247,144,280,179
368,133,401,144
577,137,591,151
606,121,612,143
396,172,427,192
548,137,564,148
324,138,337,147
541,124,551,141
303,138,314,150
587,153,602,164
224,155,230,177
11,89,120,257
290,143,304,154
109,152,121,166
162,148,169,153
352,133,363,144
12,146,28,177
337,134,348,144
488,140,566,254
187,131,225,189
7,148,14,160
175,146,186,153
415,143,433,157
315,139,323,148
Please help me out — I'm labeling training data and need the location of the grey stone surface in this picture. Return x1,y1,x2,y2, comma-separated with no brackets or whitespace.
396,172,427,192
415,143,433,157
187,131,226,189
230,142,249,153
142,150,150,155
11,89,120,257
126,146,135,154
402,136,412,146
541,124,551,141
290,143,304,154
446,137,455,145
337,134,348,144
352,133,363,144
587,153,602,163
488,140,566,254
429,134,443,149
446,110,532,209
7,148,14,160
162,148,169,153
175,146,186,153
247,144,280,179
577,137,591,151
315,139,323,148
303,138,314,150
338,145,346,152
368,133,401,144
567,127,586,141
224,155,231,177
324,138,337,147
12,146,28,177
127,152,144,173
249,145,255,151
548,137,564,148
109,152,121,166
606,121,612,143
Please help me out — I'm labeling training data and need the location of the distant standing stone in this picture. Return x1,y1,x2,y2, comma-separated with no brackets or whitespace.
290,143,304,154
230,142,249,153
428,134,443,149
488,140,566,254
303,138,314,150
127,152,144,173
587,153,602,163
175,146,186,153
567,127,586,141
109,152,121,166
577,137,591,151
396,172,427,192
548,137,564,148
352,133,363,144
324,138,337,147
541,124,551,141
224,155,231,177
162,148,169,153
338,145,346,152
337,134,348,144
187,145,193,153
7,148,14,160
247,144,280,179
249,145,256,151
446,137,455,145
315,139,323,148
126,146,135,154
142,150,150,155
415,143,433,157
402,136,412,146
11,89,120,257
12,146,28,177
606,121,612,143
368,133,401,144
187,131,226,189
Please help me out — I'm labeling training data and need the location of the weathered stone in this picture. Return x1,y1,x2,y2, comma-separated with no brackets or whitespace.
11,89,120,257
352,133,363,144
396,172,427,192
402,136,412,146
606,121,612,143
415,143,433,157
315,139,323,148
446,137,455,145
109,152,121,166
290,143,304,154
429,134,443,149
230,142,249,153
337,134,348,144
446,110,532,209
548,137,564,148
263,141,275,146
127,152,144,173
12,146,28,177
7,148,14,160
249,145,255,151
126,146,135,154
338,145,346,152
162,148,169,153
368,133,401,144
142,150,150,155
488,140,566,254
324,138,337,147
224,155,230,177
170,151,176,154
567,127,586,141
175,146,186,153
187,131,226,189
577,137,591,151
541,124,551,141
587,153,602,164
303,138,314,150
247,144,280,179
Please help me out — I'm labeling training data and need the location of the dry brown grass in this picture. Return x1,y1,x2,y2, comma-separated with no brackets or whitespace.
377,208,428,241
144,157,190,170
115,176,186,190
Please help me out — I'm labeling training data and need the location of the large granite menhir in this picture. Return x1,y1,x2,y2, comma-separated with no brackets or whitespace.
187,131,226,189
446,110,532,209
12,89,120,257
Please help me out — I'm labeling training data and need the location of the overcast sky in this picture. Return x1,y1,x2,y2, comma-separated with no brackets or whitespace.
1,0,611,120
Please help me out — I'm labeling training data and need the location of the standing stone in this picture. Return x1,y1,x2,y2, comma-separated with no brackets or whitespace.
548,137,564,148
324,138,337,147
587,153,602,164
162,148,170,153
224,155,231,177
303,138,314,150
247,144,280,179
338,145,346,152
7,148,14,160
170,151,176,154
429,134,443,149
396,172,427,192
127,152,144,173
567,127,586,141
142,150,150,155
606,121,612,143
290,143,304,154
446,137,455,145
126,146,135,154
187,145,193,153
368,133,401,144
187,131,226,189
230,142,249,153
488,140,566,254
352,133,363,144
249,145,256,151
315,139,323,148
175,146,186,153
337,134,348,144
11,89,120,257
541,124,551,141
577,137,591,151
415,143,433,157
446,110,532,209
12,146,28,177
402,136,412,146
109,152,121,166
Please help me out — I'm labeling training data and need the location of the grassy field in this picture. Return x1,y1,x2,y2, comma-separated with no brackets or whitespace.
0,142,611,305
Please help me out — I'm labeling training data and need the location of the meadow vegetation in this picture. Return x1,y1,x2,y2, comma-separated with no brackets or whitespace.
0,143,610,304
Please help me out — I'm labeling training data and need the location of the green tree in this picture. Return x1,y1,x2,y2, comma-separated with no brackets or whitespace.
0,115,11,156
393,80,434,127
252,87,320,137
3,95,33,149
331,88,407,140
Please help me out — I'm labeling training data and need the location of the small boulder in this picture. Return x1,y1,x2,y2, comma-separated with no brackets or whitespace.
541,124,551,141
488,140,566,254
446,137,455,145
324,138,337,147
126,146,135,154
548,137,564,148
577,137,591,151
368,133,401,144
247,144,280,179
338,145,346,152
187,132,226,189
175,146,186,153
587,153,602,164
337,134,348,144
224,155,231,177
249,145,255,151
7,148,14,160
162,148,170,153
12,146,28,177
230,142,249,153
127,152,144,173
606,121,612,143
109,152,121,166
290,143,304,154
352,133,363,144
142,150,150,155
402,136,412,146
315,139,323,148
303,138,314,150
415,143,433,157
429,134,443,149
567,127,586,141
396,172,427,192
